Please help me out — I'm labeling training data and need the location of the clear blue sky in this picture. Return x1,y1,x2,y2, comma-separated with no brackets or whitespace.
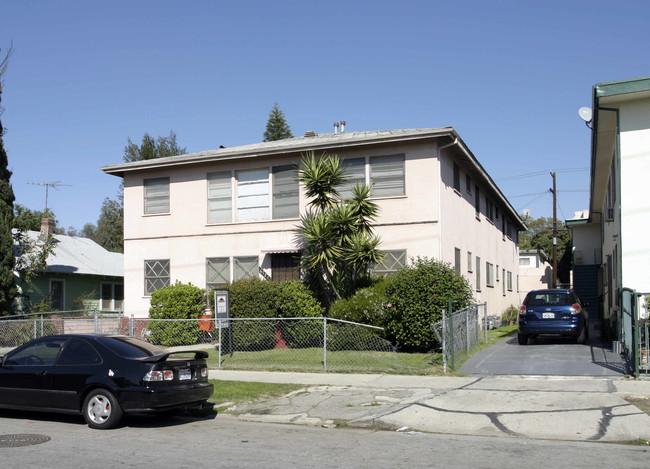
2,0,648,231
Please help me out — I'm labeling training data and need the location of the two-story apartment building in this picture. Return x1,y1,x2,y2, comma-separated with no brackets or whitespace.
102,127,526,318
569,76,650,341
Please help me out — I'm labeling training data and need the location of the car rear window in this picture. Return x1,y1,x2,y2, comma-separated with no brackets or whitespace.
526,292,576,306
98,337,167,358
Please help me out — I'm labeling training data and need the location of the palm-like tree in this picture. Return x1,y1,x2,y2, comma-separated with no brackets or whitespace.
297,152,383,306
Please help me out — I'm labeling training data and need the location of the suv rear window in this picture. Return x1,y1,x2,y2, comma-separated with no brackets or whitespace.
525,292,576,306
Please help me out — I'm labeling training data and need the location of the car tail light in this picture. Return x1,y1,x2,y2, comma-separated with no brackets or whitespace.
143,370,163,382
570,304,581,315
163,370,174,381
519,305,527,316
200,367,208,378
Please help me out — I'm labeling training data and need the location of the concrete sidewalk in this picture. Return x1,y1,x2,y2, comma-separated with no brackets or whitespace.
209,370,650,442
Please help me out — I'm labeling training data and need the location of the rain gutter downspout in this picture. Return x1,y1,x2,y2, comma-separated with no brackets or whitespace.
437,137,459,261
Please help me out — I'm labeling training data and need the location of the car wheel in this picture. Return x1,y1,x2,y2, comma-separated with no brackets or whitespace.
83,389,123,429
576,327,587,345
517,332,528,345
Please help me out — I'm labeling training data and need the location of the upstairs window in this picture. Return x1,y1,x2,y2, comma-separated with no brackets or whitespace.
272,165,299,219
370,154,405,197
144,177,170,214
337,158,366,199
237,169,270,221
207,171,232,223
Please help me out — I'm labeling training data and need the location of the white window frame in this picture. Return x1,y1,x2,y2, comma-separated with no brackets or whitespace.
101,282,124,311
486,262,494,287
236,168,270,221
272,165,299,219
207,171,233,223
144,177,170,215
369,154,405,197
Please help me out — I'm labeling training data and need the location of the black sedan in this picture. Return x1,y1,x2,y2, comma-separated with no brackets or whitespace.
0,334,214,429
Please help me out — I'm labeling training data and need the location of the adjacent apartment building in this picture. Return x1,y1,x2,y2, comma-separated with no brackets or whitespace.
102,127,526,317
569,76,650,340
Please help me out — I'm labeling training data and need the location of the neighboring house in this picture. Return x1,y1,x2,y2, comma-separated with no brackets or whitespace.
569,76,650,340
566,209,600,328
518,248,552,298
102,127,527,318
14,219,124,313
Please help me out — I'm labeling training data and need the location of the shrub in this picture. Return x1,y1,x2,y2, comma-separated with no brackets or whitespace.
228,278,282,318
502,305,519,324
277,280,324,318
148,282,206,346
328,281,388,328
383,257,474,352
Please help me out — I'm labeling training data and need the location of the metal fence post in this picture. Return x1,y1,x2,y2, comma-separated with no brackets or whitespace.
448,299,455,371
218,321,222,368
442,309,447,374
484,303,488,342
466,309,470,354
323,317,328,372
94,310,99,334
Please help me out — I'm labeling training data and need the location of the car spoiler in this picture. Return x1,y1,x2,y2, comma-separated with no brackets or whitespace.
142,350,209,363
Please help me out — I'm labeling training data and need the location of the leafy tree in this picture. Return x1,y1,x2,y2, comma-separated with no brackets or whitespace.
84,132,186,252
96,198,123,253
297,151,383,306
263,102,293,142
519,215,572,285
0,44,16,314
123,130,186,162
13,204,59,232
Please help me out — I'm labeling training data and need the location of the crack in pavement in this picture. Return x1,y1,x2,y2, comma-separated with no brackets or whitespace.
411,402,641,439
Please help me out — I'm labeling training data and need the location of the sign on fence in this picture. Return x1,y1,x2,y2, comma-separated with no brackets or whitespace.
213,291,230,327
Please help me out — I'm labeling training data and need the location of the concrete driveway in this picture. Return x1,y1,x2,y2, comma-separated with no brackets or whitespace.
459,333,628,376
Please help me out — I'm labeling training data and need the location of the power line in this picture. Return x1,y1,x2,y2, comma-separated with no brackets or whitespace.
496,167,589,182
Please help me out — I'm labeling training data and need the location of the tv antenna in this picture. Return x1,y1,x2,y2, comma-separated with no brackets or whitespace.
27,181,72,210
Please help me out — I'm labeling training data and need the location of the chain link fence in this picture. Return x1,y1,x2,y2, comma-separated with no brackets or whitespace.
132,317,404,373
0,310,126,354
1,312,437,373
432,303,487,372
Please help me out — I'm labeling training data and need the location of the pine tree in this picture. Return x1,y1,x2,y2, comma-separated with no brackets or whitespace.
0,45,17,315
263,102,293,142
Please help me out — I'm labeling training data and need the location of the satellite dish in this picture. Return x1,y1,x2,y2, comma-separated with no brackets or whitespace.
578,107,593,123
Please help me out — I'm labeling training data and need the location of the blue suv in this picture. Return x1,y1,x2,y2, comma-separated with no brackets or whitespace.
518,289,589,345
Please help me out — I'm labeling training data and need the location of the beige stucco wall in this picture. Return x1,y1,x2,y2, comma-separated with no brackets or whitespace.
438,148,521,317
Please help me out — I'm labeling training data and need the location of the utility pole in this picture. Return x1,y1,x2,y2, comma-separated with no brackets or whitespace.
550,171,557,288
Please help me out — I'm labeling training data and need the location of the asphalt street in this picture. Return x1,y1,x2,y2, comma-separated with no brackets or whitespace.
2,412,650,468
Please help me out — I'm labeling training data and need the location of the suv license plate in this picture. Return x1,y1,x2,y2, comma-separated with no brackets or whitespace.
542,313,555,319
179,369,192,380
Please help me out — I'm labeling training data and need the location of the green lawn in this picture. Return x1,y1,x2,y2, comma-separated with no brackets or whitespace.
200,325,518,376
